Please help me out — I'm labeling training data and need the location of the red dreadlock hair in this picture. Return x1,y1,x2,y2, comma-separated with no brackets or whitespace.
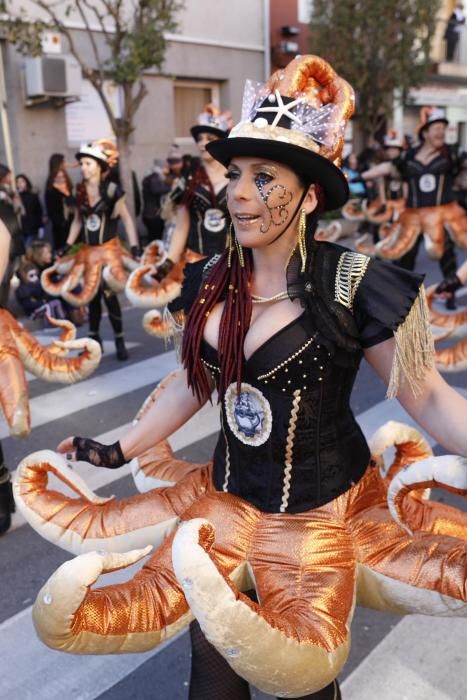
182,165,214,208
182,183,325,403
182,245,252,403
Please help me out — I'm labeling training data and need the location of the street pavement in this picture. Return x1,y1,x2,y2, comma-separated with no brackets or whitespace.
0,246,466,700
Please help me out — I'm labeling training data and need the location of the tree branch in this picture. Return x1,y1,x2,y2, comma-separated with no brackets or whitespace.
81,0,112,41
75,0,104,80
132,79,148,115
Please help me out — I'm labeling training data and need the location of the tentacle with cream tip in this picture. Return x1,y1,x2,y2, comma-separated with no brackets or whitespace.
172,518,352,698
387,455,467,534
33,546,154,652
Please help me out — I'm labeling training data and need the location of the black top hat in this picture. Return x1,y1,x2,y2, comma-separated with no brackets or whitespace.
206,55,355,211
190,104,233,141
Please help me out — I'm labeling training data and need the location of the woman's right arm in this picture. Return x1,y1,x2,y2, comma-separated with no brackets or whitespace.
360,161,394,180
121,368,209,459
151,205,191,281
65,208,82,247
57,368,212,463
166,205,190,264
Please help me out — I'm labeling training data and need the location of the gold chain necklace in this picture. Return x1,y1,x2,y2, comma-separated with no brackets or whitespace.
251,291,289,304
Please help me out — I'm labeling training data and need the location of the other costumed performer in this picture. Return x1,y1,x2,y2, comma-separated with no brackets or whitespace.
21,57,467,700
359,108,467,309
153,104,233,282
47,141,140,360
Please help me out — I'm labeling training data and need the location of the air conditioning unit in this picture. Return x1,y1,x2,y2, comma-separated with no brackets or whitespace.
24,55,81,98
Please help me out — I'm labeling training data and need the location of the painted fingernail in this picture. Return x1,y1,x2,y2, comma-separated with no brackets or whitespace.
66,453,73,460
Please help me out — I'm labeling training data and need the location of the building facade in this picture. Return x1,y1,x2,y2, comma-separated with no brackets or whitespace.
268,0,467,150
400,0,467,149
0,0,268,187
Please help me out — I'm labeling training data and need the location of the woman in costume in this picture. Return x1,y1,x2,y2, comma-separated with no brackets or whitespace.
357,109,467,306
152,105,232,282
43,141,140,361
16,57,467,700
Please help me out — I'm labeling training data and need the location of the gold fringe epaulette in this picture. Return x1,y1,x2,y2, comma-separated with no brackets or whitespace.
386,285,434,399
334,251,370,311
162,306,185,362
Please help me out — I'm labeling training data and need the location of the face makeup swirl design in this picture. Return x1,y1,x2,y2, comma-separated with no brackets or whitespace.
255,173,293,233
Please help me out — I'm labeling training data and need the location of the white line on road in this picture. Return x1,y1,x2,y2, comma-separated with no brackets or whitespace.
341,615,466,700
0,350,179,440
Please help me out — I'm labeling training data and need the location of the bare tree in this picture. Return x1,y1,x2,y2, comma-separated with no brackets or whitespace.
0,0,184,215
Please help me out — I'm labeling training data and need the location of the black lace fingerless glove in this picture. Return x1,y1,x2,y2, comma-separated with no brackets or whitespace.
151,257,175,282
72,437,126,468
435,275,462,295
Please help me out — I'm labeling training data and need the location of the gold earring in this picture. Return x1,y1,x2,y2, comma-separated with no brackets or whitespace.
298,208,307,273
227,222,234,268
234,230,245,268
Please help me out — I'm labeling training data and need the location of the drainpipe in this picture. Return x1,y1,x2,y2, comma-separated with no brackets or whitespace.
0,43,14,176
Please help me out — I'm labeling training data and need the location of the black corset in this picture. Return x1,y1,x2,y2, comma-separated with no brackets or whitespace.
402,153,455,208
202,312,370,513
186,184,228,256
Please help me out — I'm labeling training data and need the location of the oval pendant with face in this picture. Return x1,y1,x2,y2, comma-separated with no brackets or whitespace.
419,174,436,193
86,213,102,232
204,208,225,233
224,382,272,447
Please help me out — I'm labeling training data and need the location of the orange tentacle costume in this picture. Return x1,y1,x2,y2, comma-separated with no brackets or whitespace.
125,244,203,318
425,287,467,372
41,238,138,307
14,419,467,695
371,201,467,261
0,310,101,436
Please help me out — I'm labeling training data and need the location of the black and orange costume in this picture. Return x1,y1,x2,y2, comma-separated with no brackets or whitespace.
371,109,467,271
13,56,467,700
41,142,139,360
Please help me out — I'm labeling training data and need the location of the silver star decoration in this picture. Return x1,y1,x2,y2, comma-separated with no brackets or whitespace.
255,90,305,128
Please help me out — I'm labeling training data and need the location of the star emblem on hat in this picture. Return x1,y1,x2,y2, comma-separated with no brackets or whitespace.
255,90,305,128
